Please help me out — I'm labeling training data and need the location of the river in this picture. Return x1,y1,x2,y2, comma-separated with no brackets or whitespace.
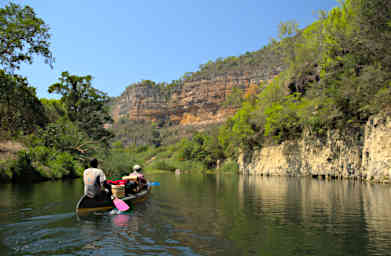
1,172,391,255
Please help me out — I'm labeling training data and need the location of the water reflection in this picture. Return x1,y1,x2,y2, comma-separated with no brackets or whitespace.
1,174,391,255
238,175,391,255
112,213,131,227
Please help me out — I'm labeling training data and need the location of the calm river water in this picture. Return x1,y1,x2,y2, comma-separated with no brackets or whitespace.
1,172,391,255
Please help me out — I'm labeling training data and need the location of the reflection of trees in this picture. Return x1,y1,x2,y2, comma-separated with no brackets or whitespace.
238,176,391,255
0,179,84,214
144,173,244,254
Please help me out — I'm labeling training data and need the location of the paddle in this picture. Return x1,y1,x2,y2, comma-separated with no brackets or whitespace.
149,182,160,186
113,197,130,212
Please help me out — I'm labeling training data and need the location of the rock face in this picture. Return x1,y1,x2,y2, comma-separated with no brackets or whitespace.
238,112,391,183
362,113,391,180
111,73,276,126
0,141,24,161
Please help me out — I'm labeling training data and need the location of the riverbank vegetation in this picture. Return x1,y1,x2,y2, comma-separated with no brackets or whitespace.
0,2,114,182
2,0,391,182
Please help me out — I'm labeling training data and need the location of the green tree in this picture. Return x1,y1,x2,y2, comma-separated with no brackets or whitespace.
224,86,243,107
48,71,114,147
278,20,299,40
230,102,256,149
0,70,47,135
0,2,53,70
40,98,66,123
33,118,96,160
218,118,238,158
271,20,300,66
263,93,302,141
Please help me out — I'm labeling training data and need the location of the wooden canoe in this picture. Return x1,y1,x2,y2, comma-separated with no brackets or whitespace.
76,184,152,214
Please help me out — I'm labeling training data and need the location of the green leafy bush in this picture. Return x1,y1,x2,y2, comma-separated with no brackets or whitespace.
0,160,13,181
8,151,39,181
100,150,135,179
8,147,84,180
47,152,83,178
173,160,207,172
149,160,176,172
219,159,239,173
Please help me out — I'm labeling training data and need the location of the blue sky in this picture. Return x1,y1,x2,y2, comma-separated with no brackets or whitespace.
9,0,339,99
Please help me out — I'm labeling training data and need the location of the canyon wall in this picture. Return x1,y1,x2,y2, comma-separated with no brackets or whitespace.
238,112,391,183
111,73,278,127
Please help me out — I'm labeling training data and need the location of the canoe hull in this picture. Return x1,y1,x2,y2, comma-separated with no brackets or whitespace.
76,184,152,214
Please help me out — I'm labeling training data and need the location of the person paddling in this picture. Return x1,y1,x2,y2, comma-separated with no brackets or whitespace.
83,158,110,200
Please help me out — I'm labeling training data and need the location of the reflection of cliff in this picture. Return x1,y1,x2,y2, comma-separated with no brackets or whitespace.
361,183,391,251
238,176,369,227
237,176,391,254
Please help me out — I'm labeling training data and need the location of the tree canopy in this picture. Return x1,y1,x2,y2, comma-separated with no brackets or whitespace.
0,70,47,135
0,2,53,71
48,71,114,147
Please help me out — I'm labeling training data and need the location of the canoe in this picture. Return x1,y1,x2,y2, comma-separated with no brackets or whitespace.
76,183,152,214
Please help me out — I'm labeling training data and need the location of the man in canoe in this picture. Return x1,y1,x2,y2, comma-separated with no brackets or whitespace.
83,158,110,199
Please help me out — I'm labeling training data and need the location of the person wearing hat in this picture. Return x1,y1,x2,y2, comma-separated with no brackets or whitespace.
130,164,147,190
132,164,142,173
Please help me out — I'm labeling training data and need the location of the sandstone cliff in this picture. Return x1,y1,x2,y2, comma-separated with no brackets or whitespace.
238,111,391,183
110,41,286,128
111,74,275,127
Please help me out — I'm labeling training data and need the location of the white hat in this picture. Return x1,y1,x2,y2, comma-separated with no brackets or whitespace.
133,164,141,171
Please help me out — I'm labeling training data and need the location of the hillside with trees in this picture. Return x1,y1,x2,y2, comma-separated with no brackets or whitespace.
1,0,391,182
115,0,391,174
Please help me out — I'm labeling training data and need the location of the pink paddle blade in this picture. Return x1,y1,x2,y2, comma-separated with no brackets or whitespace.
113,198,130,212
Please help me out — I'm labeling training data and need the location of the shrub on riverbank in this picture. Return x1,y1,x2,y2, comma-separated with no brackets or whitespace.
148,159,176,172
147,158,207,172
31,149,84,179
100,145,135,179
0,148,84,182
219,159,239,173
0,161,13,182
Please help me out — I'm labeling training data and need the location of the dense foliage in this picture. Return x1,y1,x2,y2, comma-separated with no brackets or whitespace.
0,2,53,71
183,44,284,82
0,70,48,136
48,71,114,148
